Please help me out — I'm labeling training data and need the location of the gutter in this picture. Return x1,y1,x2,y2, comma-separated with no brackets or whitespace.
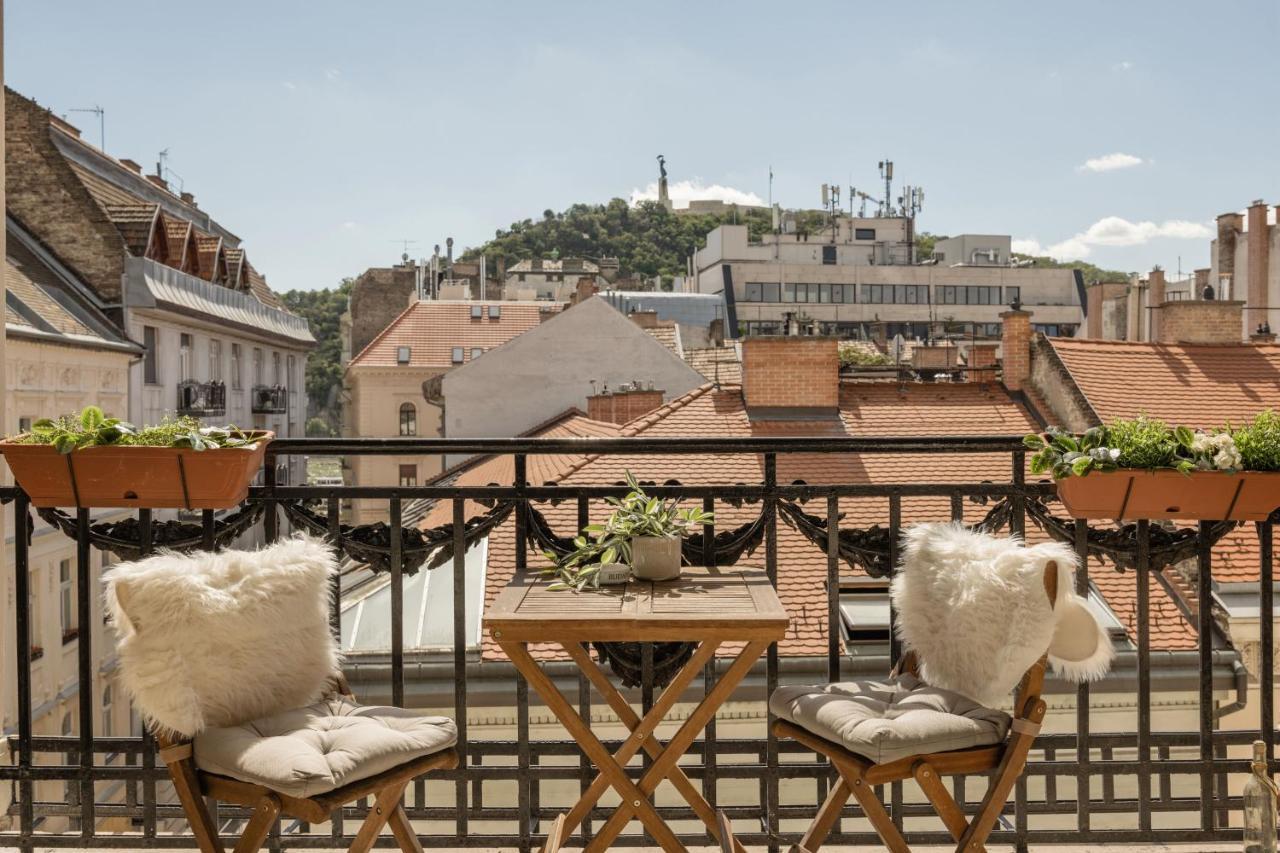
1215,658,1250,721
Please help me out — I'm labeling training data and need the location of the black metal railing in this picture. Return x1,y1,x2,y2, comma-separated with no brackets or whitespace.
250,384,287,414
175,380,226,417
0,435,1275,852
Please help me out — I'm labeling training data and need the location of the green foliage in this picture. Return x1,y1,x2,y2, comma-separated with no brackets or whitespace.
13,408,260,453
280,278,353,434
838,343,890,367
915,231,946,260
1231,410,1280,471
1009,252,1129,285
541,471,713,591
306,416,334,437
1106,416,1183,470
460,199,815,281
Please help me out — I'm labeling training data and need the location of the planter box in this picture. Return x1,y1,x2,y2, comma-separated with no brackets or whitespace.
1055,469,1280,521
0,432,273,509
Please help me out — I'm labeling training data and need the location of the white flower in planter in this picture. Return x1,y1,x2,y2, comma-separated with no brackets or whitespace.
1192,432,1241,471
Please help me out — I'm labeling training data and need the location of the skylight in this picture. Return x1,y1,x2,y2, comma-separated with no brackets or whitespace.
396,346,411,364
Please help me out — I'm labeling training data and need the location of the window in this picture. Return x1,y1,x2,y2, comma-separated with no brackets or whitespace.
230,344,242,390
29,568,43,660
60,559,77,644
18,416,32,434
287,355,296,388
1004,286,1021,306
272,351,282,385
451,347,464,364
208,339,222,382
470,305,483,319
102,686,113,736
1034,323,1078,337
253,348,264,385
143,326,159,384
860,284,929,304
179,333,193,381
938,285,1001,306
855,228,876,241
470,347,484,360
822,245,837,265
829,284,844,303
399,402,417,436
488,305,501,319
398,464,418,487
396,346,411,364
745,282,780,302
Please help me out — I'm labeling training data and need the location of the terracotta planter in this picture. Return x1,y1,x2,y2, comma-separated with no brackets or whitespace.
0,432,273,509
1055,469,1280,521
630,535,682,581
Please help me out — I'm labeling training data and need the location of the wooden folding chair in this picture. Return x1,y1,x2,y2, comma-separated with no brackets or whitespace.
156,677,459,853
774,560,1058,853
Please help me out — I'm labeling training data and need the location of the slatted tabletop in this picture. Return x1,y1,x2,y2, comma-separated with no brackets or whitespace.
485,566,788,643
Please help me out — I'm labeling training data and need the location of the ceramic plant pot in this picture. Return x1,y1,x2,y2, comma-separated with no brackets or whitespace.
1055,469,1280,521
0,432,273,509
629,535,682,581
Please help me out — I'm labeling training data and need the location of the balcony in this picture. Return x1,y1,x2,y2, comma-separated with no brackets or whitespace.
250,383,288,414
175,379,226,417
1,435,1276,852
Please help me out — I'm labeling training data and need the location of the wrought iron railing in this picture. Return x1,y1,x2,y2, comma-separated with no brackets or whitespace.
250,384,287,414
0,435,1275,852
175,380,226,417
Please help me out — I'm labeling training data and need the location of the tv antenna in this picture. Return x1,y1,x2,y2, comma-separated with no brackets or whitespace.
156,149,185,193
391,239,419,257
68,105,105,151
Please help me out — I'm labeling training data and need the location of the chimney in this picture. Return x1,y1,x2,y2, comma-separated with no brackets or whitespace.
708,318,725,347
180,191,196,205
571,277,598,305
119,158,143,174
628,310,660,329
586,384,665,424
742,336,839,415
1158,299,1245,344
1194,268,1210,292
1147,267,1165,342
1217,211,1243,298
1251,322,1276,345
999,308,1033,391
146,174,168,191
967,343,999,383
1247,200,1271,332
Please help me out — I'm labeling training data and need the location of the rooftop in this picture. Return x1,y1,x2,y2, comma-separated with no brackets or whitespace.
347,300,559,369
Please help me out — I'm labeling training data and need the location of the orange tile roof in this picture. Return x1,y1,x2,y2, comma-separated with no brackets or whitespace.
1048,337,1280,429
194,232,224,282
348,301,558,369
103,203,159,256
685,346,742,384
643,324,681,356
245,266,285,310
465,380,1199,662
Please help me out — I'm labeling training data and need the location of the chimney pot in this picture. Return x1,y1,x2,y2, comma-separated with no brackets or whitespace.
999,308,1033,391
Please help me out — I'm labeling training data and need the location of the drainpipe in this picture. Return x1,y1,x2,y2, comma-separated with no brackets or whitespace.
1214,658,1250,721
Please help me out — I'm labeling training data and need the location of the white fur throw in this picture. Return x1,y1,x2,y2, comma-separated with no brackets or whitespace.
891,523,1113,707
104,535,340,738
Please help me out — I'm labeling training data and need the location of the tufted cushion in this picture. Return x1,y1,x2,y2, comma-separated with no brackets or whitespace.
769,674,1010,765
194,696,457,798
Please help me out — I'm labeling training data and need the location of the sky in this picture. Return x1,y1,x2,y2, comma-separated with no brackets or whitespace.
7,1,1279,292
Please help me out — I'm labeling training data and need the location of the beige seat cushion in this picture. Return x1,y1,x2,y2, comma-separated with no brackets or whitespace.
770,674,1011,765
194,696,457,798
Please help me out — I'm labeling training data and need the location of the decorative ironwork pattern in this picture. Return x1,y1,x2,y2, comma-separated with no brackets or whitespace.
34,503,263,560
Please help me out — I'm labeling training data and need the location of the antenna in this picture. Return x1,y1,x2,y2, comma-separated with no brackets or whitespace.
155,149,185,193
390,239,419,257
68,106,105,151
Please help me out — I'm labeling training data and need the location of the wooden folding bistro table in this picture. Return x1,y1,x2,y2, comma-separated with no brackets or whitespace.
486,565,789,853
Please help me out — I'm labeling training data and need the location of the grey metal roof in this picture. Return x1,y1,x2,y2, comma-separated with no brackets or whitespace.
126,257,315,345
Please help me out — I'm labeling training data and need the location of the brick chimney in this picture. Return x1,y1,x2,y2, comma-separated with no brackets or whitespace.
742,336,839,415
570,276,597,305
629,310,660,329
1217,212,1243,299
180,191,196,206
1159,299,1245,344
1147,267,1165,341
1247,200,1271,332
708,318,726,346
119,158,143,174
586,384,665,424
146,174,168,191
967,343,998,383
999,308,1033,391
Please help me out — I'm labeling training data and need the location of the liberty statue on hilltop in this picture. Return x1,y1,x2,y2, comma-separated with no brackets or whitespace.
656,154,672,211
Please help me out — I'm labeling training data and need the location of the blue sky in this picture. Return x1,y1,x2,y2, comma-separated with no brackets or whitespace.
8,1,1278,292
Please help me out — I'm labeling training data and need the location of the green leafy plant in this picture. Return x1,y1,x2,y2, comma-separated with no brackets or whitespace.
541,472,713,591
11,406,260,454
1231,410,1280,472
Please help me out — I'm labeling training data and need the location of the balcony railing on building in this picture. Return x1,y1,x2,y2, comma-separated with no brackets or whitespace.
175,379,226,417
0,435,1275,853
250,384,287,414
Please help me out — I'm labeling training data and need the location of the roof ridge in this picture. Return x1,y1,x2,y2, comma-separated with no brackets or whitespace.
621,381,716,435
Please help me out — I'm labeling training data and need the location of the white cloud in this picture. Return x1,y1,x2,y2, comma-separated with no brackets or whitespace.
1014,216,1212,260
1114,60,1134,72
629,179,764,209
1079,152,1144,173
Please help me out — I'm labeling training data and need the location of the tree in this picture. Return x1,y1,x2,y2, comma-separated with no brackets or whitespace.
280,278,353,435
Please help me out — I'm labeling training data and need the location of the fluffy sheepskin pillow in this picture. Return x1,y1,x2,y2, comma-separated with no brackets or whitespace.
104,535,340,738
890,523,1112,708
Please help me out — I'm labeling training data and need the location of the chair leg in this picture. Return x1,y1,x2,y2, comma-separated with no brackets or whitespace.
794,774,851,853
387,802,423,853
913,760,985,852
348,782,408,853
165,755,225,853
232,796,281,853
841,768,910,853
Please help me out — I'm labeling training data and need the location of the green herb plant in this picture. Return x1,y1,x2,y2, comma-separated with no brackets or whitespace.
541,471,713,591
12,406,260,454
1232,410,1280,472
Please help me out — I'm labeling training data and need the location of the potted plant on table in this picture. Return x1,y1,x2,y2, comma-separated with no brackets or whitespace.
0,406,272,509
1025,412,1280,521
542,472,713,589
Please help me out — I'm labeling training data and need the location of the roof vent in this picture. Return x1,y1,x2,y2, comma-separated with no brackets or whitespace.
396,346,411,364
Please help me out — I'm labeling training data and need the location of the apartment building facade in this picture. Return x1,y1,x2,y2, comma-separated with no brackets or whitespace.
4,88,314,483
1212,200,1280,338
692,221,1085,341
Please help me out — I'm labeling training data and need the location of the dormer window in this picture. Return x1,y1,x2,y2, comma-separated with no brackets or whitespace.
488,305,501,319
396,346,411,364
470,305,483,320
451,347,464,364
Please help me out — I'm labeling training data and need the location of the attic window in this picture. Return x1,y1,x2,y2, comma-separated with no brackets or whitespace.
396,346,411,364
451,347,464,364
838,577,891,643
471,347,484,360
470,305,483,320
488,305,501,319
